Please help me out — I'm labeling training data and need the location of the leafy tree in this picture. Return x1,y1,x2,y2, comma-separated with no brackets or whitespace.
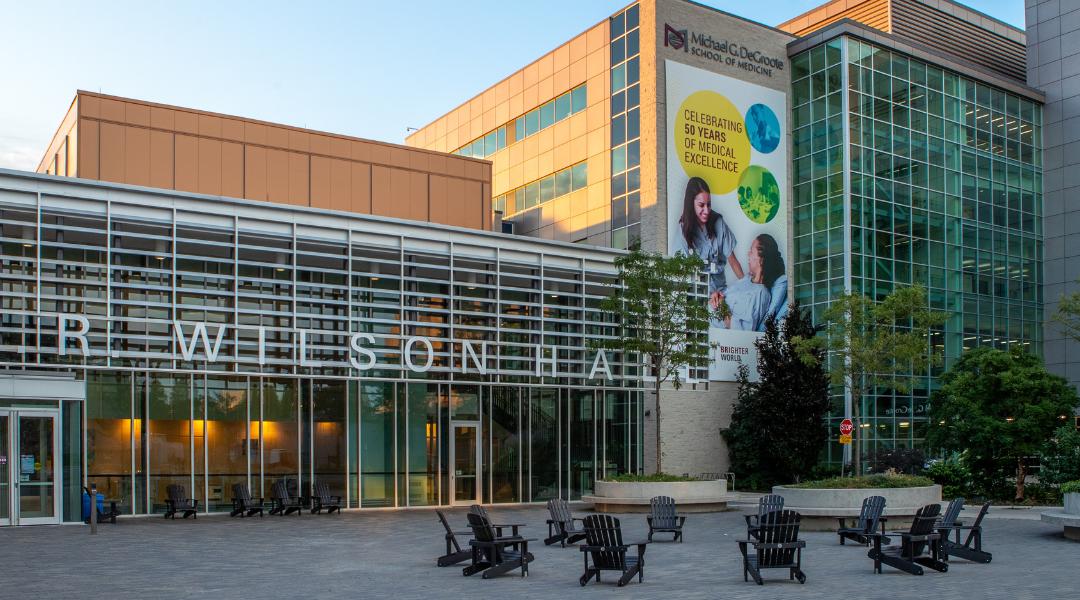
793,286,948,475
723,301,831,488
925,461,973,500
1037,426,1080,487
926,346,1080,500
596,248,727,474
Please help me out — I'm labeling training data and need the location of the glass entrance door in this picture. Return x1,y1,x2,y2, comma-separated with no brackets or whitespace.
0,410,61,526
450,425,479,506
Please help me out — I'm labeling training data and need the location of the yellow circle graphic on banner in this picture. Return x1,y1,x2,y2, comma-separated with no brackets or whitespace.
675,91,751,194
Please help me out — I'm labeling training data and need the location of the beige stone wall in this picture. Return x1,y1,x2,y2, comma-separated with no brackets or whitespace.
640,0,794,476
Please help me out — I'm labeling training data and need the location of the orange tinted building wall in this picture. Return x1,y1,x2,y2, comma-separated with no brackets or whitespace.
40,92,492,231
406,19,611,244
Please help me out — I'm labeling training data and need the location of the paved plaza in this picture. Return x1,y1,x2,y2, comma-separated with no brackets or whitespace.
0,502,1073,599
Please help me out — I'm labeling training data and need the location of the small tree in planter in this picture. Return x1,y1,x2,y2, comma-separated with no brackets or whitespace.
793,286,947,476
723,301,831,488
927,346,1080,500
595,248,726,474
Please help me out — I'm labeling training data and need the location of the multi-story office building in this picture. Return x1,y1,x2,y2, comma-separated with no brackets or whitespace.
410,0,1046,468
0,0,1054,526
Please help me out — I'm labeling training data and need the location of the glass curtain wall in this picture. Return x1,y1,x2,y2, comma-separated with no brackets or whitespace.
791,37,1043,464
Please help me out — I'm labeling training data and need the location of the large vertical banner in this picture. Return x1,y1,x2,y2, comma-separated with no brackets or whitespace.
666,60,788,381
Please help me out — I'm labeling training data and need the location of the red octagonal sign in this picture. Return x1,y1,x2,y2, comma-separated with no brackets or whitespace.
840,419,854,436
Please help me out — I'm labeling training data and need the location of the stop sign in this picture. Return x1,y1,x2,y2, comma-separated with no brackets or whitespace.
840,419,853,436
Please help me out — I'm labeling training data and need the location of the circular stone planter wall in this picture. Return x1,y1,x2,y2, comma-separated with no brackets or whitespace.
1041,492,1080,541
582,480,740,513
772,484,942,531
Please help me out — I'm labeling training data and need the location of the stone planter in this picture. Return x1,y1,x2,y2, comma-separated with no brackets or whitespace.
582,480,740,513
772,484,942,531
1041,492,1080,541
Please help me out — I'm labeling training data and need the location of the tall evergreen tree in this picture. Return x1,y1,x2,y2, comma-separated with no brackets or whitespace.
723,301,831,488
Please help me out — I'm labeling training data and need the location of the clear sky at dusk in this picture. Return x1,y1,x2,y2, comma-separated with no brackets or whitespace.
0,0,1027,172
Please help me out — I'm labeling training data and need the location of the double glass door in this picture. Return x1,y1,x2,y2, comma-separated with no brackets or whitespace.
0,410,62,526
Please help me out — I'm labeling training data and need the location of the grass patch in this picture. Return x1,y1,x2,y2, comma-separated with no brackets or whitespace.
602,472,701,483
785,474,934,489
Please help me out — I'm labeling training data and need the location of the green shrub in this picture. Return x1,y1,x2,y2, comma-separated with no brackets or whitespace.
926,461,973,500
602,472,700,483
1062,480,1080,495
786,473,933,489
1038,427,1080,486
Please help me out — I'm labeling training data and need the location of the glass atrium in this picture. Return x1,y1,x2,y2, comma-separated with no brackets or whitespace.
790,36,1044,463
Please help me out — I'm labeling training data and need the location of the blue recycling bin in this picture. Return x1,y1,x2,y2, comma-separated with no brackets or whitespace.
82,492,105,520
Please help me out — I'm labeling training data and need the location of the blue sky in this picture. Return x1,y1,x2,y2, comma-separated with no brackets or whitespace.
0,0,1026,171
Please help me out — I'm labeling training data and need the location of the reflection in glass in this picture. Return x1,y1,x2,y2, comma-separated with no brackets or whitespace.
148,373,192,514
570,389,594,500
18,416,55,519
488,386,519,503
408,383,439,506
312,380,346,504
206,376,248,512
360,381,394,507
453,425,477,504
86,372,133,514
262,378,299,504
530,388,559,501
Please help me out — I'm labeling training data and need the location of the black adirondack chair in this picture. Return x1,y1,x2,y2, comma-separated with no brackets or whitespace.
737,510,806,585
470,504,524,537
310,481,342,515
230,483,265,517
937,500,992,563
837,495,888,545
745,494,785,540
269,482,303,516
436,509,474,567
579,514,649,587
866,503,948,575
164,484,198,519
647,496,686,542
463,512,536,579
545,498,587,547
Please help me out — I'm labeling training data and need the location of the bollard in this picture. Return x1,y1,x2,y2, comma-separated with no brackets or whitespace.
90,482,97,535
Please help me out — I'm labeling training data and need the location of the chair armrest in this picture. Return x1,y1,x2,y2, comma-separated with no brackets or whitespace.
864,532,892,545
903,533,940,543
580,544,632,553
752,540,806,550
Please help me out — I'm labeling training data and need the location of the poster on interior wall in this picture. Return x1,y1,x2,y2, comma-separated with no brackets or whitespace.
665,60,788,382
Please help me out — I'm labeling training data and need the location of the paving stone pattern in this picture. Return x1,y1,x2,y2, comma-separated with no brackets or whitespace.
0,504,1073,599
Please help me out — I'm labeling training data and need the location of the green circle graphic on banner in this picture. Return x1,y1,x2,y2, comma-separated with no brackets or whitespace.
736,165,780,224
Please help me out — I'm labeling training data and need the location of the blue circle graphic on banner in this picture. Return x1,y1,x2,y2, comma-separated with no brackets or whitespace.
745,103,780,154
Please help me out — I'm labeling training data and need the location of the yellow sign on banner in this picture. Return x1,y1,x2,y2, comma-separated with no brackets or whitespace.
839,435,852,444
674,91,751,194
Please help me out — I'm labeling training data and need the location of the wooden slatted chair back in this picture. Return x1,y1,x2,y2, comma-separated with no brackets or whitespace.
650,496,678,528
312,481,331,503
271,482,290,502
907,503,941,557
166,484,186,505
857,495,886,533
757,510,801,567
940,497,965,527
466,512,498,543
757,494,785,518
233,483,252,504
548,498,571,523
470,504,490,520
582,514,626,571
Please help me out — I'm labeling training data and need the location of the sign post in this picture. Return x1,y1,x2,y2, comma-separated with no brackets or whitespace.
839,419,853,445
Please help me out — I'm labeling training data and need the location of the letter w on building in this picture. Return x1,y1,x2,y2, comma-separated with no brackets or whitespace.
174,321,227,362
